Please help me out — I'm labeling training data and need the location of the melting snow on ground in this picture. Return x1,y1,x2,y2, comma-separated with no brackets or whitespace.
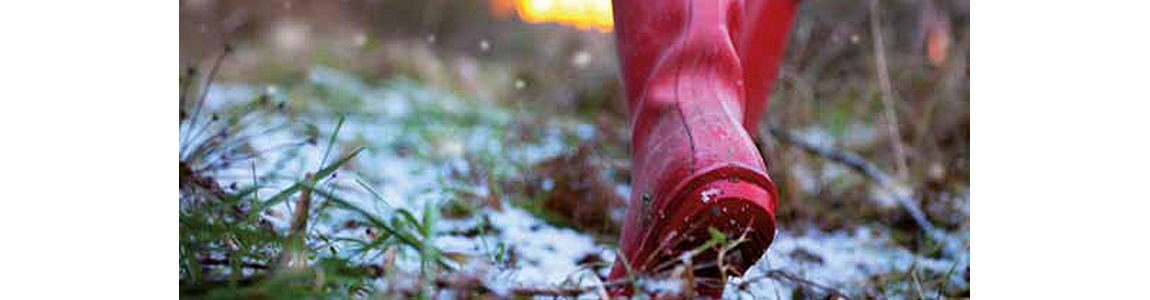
194,68,968,299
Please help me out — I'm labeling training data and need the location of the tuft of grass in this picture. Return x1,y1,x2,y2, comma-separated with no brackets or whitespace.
179,61,456,298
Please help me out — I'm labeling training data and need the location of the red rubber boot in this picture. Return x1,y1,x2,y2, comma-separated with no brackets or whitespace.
607,0,799,298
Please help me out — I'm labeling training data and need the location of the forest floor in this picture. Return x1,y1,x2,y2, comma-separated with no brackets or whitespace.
180,1,969,299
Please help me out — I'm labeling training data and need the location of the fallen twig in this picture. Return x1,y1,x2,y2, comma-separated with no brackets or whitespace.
510,287,586,297
198,258,269,270
738,269,855,300
763,124,952,253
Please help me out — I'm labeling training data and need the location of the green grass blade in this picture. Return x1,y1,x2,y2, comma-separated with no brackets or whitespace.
310,189,453,270
250,147,363,219
319,115,346,169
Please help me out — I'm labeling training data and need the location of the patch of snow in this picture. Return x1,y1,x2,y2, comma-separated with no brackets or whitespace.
729,227,969,299
192,70,968,300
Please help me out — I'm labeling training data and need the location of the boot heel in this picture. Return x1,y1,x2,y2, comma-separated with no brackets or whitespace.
654,176,775,271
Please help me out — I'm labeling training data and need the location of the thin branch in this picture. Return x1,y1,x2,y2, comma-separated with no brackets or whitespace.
909,264,928,300
869,0,910,180
738,269,855,300
510,287,585,297
763,124,943,243
197,258,269,270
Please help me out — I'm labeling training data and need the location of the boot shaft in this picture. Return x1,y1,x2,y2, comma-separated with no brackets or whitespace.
738,0,799,132
613,0,800,132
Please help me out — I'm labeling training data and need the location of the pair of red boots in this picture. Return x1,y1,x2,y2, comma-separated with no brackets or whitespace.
608,0,800,297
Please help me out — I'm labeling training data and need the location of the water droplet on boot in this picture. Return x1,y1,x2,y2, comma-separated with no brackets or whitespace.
700,188,721,203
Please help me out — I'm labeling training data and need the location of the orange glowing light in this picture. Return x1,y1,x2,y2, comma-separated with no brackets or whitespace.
492,0,614,32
